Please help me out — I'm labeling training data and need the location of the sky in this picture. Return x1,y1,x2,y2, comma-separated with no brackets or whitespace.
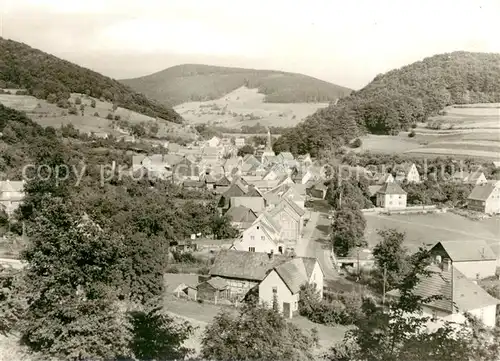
2,0,499,89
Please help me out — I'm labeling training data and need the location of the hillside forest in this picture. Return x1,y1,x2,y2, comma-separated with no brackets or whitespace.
274,51,500,156
0,38,183,124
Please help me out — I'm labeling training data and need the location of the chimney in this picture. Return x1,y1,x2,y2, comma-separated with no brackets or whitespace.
442,258,451,271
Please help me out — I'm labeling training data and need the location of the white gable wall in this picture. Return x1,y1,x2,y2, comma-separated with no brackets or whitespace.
308,261,324,299
259,270,299,313
237,223,279,253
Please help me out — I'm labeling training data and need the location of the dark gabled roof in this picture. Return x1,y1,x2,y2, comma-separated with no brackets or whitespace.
215,176,231,186
210,250,290,281
468,182,497,201
245,186,263,197
376,182,407,195
274,258,308,294
222,183,247,198
387,265,499,313
204,276,229,290
183,180,205,188
226,205,258,223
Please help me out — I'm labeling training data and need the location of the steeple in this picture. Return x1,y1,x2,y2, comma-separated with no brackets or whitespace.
266,127,272,151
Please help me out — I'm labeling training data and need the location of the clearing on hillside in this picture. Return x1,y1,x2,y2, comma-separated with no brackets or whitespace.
0,92,197,141
175,86,329,129
355,104,500,161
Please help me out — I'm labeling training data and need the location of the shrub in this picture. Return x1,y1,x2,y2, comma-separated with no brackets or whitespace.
94,112,100,117
74,97,82,105
411,123,417,128
114,115,121,121
68,106,78,115
90,99,96,108
106,113,113,120
351,138,363,148
408,130,416,138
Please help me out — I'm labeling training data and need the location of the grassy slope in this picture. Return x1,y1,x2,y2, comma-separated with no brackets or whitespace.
0,37,182,124
175,86,329,129
0,92,198,142
121,64,352,106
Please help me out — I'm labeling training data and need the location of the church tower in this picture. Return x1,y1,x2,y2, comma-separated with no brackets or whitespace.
261,127,276,163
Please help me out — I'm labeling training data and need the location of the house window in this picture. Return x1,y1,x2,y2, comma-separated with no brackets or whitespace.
278,246,283,254
261,236,265,241
272,286,277,294
250,236,255,240
249,247,255,252
431,310,438,319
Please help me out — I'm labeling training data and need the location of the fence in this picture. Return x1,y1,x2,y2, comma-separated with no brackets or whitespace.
362,205,445,215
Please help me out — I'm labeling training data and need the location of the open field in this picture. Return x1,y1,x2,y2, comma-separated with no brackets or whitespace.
365,212,500,253
0,92,197,141
174,86,329,129
355,104,500,161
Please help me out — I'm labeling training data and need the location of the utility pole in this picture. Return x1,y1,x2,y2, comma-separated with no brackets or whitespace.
382,265,387,306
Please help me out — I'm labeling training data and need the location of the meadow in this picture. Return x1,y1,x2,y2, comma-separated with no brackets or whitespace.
0,92,197,141
174,86,329,129
354,104,500,161
364,212,500,253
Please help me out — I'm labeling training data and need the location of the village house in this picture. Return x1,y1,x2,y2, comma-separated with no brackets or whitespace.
429,240,497,280
197,277,231,304
209,250,324,317
229,188,266,213
232,213,284,254
301,166,322,185
0,180,25,216
172,158,201,184
376,182,407,209
182,180,206,191
387,262,499,329
394,163,421,183
235,138,246,147
225,205,258,231
297,154,313,168
452,170,488,185
219,182,248,210
267,197,305,244
376,173,395,185
207,136,221,148
467,180,500,214
306,180,328,200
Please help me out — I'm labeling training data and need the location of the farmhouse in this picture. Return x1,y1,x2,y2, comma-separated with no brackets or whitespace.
307,180,328,200
268,197,305,243
207,136,221,148
394,163,420,183
429,240,497,280
235,138,245,147
209,250,324,317
375,182,407,209
387,263,499,328
467,180,500,214
452,170,487,185
197,277,230,304
232,213,284,254
0,180,25,216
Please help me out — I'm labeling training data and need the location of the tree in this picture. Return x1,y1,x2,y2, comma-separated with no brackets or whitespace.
201,303,318,361
74,97,82,105
90,99,96,108
128,302,193,360
19,195,131,360
0,265,26,336
237,144,255,157
325,248,500,361
106,113,113,120
373,229,410,288
331,207,366,257
210,214,238,239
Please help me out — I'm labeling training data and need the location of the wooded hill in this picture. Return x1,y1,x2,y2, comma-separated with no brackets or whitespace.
121,64,352,106
274,51,500,156
0,38,183,123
